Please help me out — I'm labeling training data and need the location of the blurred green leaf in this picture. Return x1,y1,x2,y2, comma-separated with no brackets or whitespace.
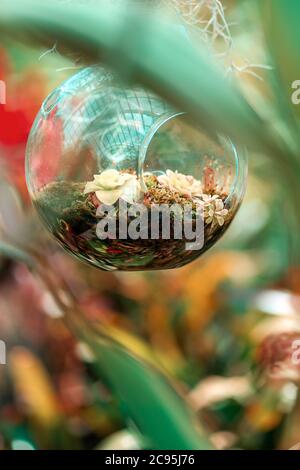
0,240,34,267
261,1,300,144
0,0,285,159
81,330,212,450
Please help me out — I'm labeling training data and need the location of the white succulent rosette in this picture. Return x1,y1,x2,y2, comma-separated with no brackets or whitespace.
84,169,142,205
157,169,202,198
201,194,228,226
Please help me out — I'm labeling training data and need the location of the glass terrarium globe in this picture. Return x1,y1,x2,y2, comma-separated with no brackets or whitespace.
26,66,247,271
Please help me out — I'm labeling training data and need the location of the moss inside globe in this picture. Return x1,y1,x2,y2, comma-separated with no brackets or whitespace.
33,168,236,271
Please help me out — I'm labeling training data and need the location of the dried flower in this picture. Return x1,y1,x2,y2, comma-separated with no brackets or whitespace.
84,169,142,204
157,169,202,198
201,194,228,226
257,332,300,382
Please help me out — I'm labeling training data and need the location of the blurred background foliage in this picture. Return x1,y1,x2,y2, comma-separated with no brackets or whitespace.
0,0,300,450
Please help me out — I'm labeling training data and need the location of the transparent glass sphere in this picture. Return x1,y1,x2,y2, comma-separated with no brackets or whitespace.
26,66,247,271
